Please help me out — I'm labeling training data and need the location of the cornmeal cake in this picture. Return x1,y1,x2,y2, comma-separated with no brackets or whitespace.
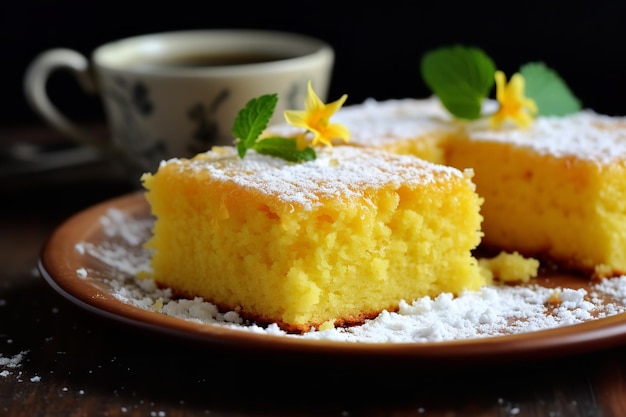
141,145,486,333
273,97,626,278
449,112,626,277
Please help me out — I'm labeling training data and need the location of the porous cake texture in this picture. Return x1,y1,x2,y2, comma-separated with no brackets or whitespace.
452,113,626,277
141,146,486,333
273,98,626,278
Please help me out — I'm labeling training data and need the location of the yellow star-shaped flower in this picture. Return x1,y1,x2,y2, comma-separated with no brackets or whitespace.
284,81,350,147
490,70,538,129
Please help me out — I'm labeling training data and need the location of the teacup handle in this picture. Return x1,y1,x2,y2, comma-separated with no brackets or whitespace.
24,48,113,152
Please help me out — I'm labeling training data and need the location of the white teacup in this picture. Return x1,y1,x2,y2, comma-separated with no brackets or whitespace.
24,29,334,184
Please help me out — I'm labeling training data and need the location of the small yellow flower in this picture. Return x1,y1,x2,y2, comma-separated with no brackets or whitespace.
490,70,538,129
284,81,350,147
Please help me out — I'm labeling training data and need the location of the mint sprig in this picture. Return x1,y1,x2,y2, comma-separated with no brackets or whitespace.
420,45,582,119
233,94,278,158
233,94,317,162
421,45,496,120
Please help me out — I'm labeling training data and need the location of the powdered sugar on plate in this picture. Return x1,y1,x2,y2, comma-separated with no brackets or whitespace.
73,208,626,343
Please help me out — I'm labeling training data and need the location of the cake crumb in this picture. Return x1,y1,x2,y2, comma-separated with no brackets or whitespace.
593,264,614,280
152,299,164,312
547,290,562,306
318,320,335,331
478,251,540,283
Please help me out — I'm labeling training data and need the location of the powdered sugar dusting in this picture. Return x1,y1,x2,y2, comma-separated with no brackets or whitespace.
72,209,626,343
467,110,626,164
267,96,458,148
269,97,626,166
160,146,466,211
0,351,28,377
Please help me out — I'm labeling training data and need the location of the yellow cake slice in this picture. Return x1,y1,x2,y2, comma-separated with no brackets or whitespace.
141,145,486,333
448,112,626,277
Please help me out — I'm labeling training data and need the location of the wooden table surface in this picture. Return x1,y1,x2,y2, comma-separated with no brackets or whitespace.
3,126,626,417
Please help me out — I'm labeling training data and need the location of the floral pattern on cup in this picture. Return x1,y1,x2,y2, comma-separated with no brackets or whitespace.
187,89,230,154
105,76,166,175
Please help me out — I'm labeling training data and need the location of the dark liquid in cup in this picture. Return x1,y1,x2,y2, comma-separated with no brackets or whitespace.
144,52,296,67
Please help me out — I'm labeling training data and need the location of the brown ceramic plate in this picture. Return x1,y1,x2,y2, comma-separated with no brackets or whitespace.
39,192,626,366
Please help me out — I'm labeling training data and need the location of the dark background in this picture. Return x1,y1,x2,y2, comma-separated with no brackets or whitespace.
4,0,626,129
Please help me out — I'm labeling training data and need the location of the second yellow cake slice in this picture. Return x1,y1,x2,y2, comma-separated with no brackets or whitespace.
141,145,486,333
448,112,626,277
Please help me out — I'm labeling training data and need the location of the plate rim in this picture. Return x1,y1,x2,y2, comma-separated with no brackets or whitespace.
38,191,626,364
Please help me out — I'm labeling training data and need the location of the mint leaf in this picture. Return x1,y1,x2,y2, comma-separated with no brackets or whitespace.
252,137,317,162
231,92,317,162
520,62,581,116
421,45,496,119
232,94,278,158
